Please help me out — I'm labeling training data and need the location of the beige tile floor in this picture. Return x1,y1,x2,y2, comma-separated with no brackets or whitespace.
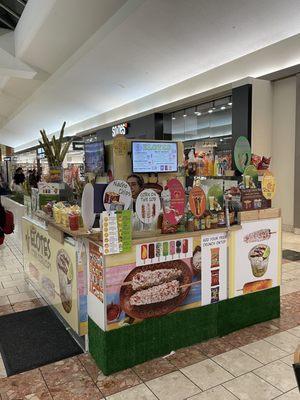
0,231,299,399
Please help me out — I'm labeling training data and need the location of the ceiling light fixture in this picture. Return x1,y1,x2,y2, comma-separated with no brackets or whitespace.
221,106,226,110
183,113,187,117
208,109,213,114
228,102,232,106
172,116,176,120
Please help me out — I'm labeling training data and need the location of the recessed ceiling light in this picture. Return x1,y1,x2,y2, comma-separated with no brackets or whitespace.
183,114,187,117
228,102,232,106
221,106,226,110
172,116,176,120
208,109,213,114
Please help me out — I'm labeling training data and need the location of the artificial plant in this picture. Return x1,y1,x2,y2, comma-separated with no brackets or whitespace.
39,121,72,166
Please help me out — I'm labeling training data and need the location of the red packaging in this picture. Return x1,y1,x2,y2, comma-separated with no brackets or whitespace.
258,156,271,170
69,213,79,231
251,154,261,168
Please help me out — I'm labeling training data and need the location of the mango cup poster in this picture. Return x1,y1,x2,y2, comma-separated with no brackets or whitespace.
229,218,281,297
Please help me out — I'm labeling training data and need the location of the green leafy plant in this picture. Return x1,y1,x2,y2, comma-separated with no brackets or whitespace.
39,122,72,166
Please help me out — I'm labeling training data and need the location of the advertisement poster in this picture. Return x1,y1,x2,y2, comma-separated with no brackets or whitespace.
136,238,193,267
189,186,206,218
201,179,223,212
230,218,281,297
89,241,104,302
103,180,132,211
234,136,251,173
243,165,258,189
201,232,228,305
162,178,185,225
136,189,161,224
106,239,201,330
22,218,81,334
262,171,276,200
241,188,271,211
84,141,105,175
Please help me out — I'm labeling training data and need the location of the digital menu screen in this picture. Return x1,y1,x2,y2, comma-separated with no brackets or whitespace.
84,141,105,175
132,141,178,173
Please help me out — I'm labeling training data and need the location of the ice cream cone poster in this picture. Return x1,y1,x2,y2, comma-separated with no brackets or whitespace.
189,186,206,218
162,178,185,225
234,136,251,173
136,189,161,224
103,180,132,212
229,218,280,298
262,171,276,200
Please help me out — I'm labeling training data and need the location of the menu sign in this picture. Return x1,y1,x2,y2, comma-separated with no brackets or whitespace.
241,188,271,211
189,186,206,218
136,237,193,267
162,178,185,225
136,189,161,224
102,210,132,255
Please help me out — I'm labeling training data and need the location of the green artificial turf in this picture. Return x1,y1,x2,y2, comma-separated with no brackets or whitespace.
89,287,280,375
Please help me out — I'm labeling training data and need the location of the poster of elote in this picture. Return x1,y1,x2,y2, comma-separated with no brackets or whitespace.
105,238,202,330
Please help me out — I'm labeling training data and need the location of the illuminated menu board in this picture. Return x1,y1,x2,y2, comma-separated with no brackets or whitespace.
132,141,178,173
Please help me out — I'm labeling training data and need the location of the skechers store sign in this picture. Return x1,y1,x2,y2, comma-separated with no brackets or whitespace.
112,122,128,138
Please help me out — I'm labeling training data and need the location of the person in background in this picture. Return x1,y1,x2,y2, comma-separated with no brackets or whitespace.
127,174,144,212
11,167,25,192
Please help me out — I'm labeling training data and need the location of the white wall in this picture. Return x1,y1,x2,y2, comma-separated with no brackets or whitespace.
272,76,296,230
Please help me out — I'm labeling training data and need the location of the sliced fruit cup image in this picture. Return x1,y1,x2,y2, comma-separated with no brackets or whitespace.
248,244,270,277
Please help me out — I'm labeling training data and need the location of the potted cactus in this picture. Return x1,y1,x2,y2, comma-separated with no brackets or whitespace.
39,122,72,182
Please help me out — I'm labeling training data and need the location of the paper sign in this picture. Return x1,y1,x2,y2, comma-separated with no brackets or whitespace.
234,136,251,173
89,242,104,302
117,210,132,253
136,189,161,224
189,186,206,218
136,237,193,266
201,232,228,305
102,211,120,255
162,178,185,225
262,171,276,200
103,180,132,211
241,188,271,210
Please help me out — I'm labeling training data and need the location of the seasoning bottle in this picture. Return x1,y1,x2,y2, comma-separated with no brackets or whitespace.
210,213,218,228
200,218,206,230
217,210,226,227
205,213,211,229
186,211,194,232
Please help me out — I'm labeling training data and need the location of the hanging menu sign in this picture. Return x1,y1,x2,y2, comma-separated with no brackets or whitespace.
136,237,193,266
136,189,161,224
162,178,185,225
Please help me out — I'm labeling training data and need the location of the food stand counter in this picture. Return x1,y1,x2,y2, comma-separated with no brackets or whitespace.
87,209,281,375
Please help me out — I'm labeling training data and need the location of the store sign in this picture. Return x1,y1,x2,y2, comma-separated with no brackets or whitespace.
112,122,128,137
72,141,84,151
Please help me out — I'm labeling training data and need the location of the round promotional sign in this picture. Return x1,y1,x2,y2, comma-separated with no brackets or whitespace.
82,183,96,230
136,189,161,224
234,136,251,173
189,186,206,218
103,180,132,211
243,165,259,188
262,170,276,199
161,178,185,225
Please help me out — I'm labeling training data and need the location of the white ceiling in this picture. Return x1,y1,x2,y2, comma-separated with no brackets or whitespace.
1,0,300,149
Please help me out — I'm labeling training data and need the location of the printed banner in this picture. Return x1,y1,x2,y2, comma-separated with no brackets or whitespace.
89,241,104,302
230,218,281,297
136,238,193,266
201,232,228,305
